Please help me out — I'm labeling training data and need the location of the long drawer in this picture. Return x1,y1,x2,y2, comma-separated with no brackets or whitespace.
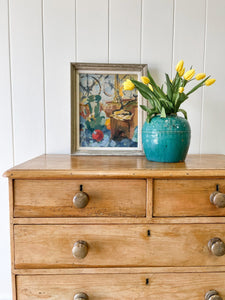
14,179,146,217
153,179,225,217
16,273,225,300
14,224,225,268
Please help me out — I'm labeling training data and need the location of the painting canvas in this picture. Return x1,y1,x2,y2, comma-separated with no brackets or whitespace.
71,63,147,155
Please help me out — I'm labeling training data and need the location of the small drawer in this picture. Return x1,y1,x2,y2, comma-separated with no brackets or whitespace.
17,273,225,300
153,179,225,217
14,179,146,217
15,224,225,269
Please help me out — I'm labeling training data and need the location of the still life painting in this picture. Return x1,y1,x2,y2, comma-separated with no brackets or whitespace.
71,63,147,155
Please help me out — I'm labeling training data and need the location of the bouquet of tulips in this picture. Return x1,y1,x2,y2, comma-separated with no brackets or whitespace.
123,60,216,122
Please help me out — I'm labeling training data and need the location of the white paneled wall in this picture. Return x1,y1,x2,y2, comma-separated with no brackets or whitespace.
0,1,13,299
1,0,225,298
43,0,75,153
173,0,206,153
9,0,45,165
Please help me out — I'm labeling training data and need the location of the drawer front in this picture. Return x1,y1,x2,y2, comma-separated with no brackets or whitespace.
15,224,225,268
154,179,225,217
14,179,146,217
17,273,225,300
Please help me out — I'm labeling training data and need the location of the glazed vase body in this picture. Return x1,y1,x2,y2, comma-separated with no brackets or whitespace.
142,115,191,163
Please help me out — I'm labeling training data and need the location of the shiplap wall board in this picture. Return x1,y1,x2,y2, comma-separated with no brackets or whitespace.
43,0,75,154
76,0,108,63
173,0,206,154
142,0,174,85
9,0,45,165
201,0,225,154
0,0,13,299
0,0,225,298
109,0,142,63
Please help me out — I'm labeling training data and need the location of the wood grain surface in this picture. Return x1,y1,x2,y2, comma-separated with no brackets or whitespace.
4,154,225,179
14,224,225,269
14,179,146,217
154,179,225,217
5,154,225,300
16,272,225,300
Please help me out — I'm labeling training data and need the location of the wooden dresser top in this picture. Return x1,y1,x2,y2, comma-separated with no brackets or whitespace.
4,154,225,179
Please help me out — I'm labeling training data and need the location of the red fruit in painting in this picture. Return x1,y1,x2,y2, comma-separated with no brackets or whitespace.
92,130,104,142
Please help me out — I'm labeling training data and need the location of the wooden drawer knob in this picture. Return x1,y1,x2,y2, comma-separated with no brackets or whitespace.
208,237,225,256
210,191,225,208
205,290,223,300
74,293,89,300
73,191,89,208
72,240,89,259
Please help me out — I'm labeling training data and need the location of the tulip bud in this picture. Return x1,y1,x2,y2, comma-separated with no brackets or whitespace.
141,76,150,84
183,69,195,81
205,78,216,86
148,84,153,92
123,79,135,90
179,87,184,93
176,60,184,73
178,67,185,77
195,73,206,80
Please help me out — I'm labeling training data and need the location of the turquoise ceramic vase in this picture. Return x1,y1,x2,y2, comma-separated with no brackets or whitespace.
142,115,191,163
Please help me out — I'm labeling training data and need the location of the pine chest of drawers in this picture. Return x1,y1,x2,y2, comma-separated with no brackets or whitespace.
4,154,225,300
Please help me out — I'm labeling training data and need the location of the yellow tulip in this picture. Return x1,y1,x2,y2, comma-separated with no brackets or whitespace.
178,67,185,77
141,76,150,84
176,60,184,73
205,78,216,86
123,79,135,90
183,69,195,81
148,84,153,92
196,73,206,80
179,87,184,93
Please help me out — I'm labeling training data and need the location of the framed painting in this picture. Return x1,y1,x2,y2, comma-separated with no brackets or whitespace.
71,63,148,155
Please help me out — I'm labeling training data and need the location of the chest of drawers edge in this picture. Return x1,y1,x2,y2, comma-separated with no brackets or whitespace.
4,154,225,300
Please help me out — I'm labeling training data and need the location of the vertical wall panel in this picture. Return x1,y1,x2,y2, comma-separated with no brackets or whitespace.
173,0,206,154
9,0,45,164
43,0,75,154
109,0,141,63
76,0,108,62
0,0,13,298
142,0,174,85
201,0,225,154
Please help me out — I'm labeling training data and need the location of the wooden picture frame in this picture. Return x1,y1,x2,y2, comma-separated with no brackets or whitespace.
71,63,147,155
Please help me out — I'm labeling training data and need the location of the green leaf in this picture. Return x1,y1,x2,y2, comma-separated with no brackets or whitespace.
132,79,154,97
159,98,174,110
172,77,183,106
140,105,153,114
178,92,188,104
186,76,210,96
165,73,172,100
132,79,164,110
153,98,162,111
172,72,180,87
146,109,158,123
146,114,152,123
160,107,166,118
147,70,158,88
174,93,188,112
131,80,155,108
178,108,188,119
147,70,167,99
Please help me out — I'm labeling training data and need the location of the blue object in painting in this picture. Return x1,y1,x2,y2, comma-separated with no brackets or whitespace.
142,115,191,163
